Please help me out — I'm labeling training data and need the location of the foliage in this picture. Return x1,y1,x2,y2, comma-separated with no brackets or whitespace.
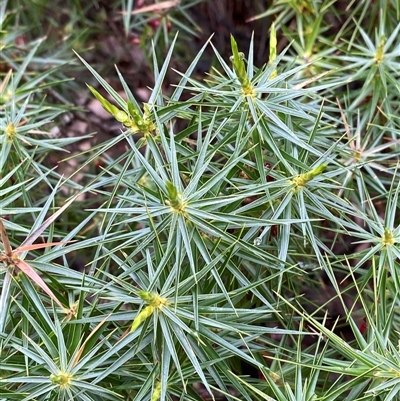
1,1,400,401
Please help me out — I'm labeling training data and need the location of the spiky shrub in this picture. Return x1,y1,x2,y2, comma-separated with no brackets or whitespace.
1,1,400,401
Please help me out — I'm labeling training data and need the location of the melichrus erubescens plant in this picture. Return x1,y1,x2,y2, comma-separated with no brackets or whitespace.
2,1,400,401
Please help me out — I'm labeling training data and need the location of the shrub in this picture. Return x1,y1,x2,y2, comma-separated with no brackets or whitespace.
1,1,400,400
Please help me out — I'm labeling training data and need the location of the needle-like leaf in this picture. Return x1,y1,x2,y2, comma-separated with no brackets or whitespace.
0,218,12,256
20,196,77,248
15,259,66,310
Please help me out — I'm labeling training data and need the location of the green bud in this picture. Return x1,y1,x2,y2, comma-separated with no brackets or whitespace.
139,290,157,303
165,181,185,211
138,291,168,307
151,381,162,401
269,22,277,80
130,305,154,332
114,110,129,123
382,227,395,247
292,164,327,188
230,35,254,96
49,371,72,387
